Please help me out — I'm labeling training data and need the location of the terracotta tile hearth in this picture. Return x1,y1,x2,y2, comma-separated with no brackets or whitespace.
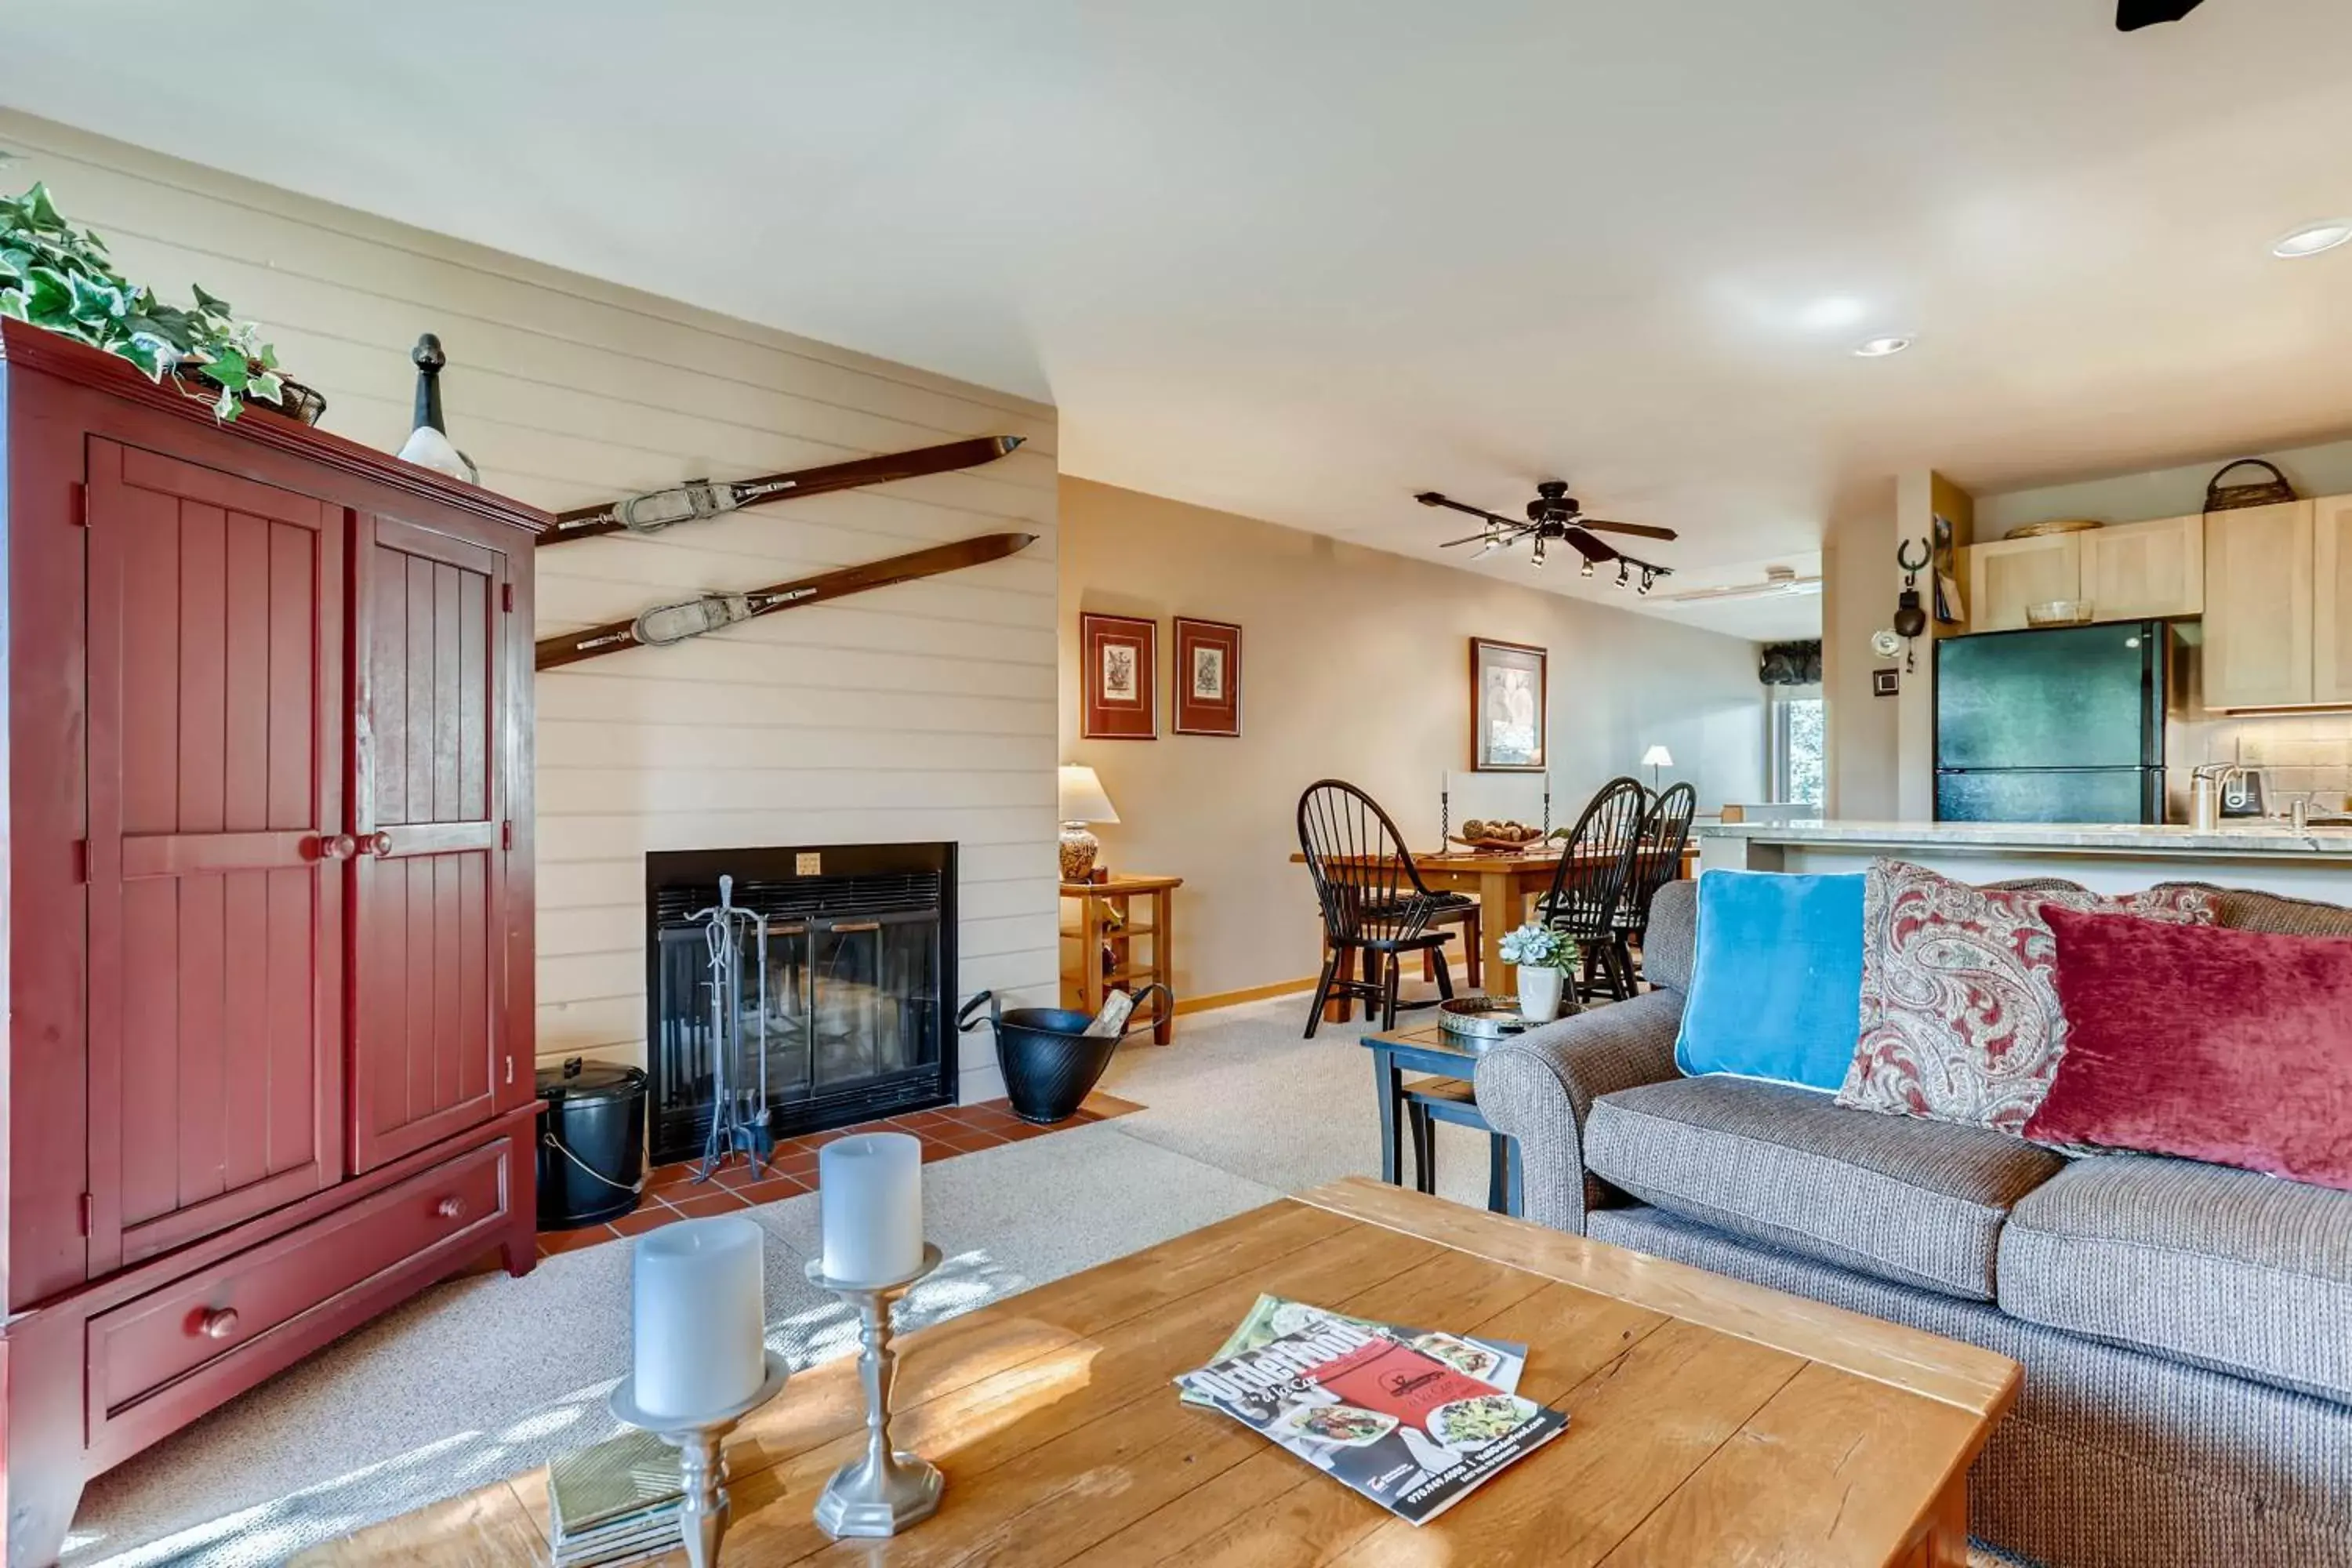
534,1092,1145,1258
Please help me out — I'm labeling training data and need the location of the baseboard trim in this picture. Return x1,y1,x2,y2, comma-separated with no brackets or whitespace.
1174,976,1320,1015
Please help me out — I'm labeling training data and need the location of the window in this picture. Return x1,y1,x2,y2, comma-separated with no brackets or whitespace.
1770,688,1824,807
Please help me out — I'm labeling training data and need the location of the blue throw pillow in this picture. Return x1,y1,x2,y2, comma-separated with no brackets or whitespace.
1672,869,1865,1091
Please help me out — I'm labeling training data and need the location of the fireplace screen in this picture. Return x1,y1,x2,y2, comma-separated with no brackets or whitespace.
645,844,956,1164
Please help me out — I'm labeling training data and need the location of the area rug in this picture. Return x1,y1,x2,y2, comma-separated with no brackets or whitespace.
64,995,2035,1566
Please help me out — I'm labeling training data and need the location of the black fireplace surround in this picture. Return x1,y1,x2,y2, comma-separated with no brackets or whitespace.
644,842,957,1165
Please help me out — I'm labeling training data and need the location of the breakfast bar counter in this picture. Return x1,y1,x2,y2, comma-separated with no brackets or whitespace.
1697,818,2352,899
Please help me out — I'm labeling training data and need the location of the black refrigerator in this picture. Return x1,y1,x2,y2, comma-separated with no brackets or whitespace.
1935,622,2169,824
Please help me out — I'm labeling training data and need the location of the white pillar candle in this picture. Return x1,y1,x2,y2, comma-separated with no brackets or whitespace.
818,1131,924,1286
631,1216,767,1421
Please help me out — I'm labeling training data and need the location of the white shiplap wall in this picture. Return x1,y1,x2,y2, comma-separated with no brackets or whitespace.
0,110,1060,1102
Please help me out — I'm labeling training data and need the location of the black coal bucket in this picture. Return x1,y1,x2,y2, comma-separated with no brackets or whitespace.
535,1058,648,1229
956,985,1172,1124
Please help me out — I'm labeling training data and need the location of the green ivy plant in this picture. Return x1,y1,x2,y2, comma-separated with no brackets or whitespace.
0,177,285,419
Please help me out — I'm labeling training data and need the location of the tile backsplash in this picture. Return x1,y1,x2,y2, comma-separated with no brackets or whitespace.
2168,712,2352,817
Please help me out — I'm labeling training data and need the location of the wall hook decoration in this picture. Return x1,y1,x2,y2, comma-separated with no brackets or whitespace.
1893,537,1932,670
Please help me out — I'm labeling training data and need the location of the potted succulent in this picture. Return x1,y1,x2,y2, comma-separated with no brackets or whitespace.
0,176,320,423
1498,921,1579,1023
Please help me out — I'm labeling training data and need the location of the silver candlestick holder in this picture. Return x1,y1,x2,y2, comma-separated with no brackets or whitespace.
608,1351,791,1568
804,1243,946,1538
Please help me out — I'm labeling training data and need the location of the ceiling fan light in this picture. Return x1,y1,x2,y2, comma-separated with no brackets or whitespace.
1615,563,1631,590
1579,558,1595,579
1531,539,1547,567
2273,220,2352,260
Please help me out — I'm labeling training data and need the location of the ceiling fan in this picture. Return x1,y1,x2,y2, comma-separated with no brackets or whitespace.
1415,481,1678,593
1650,564,1823,610
2117,0,2203,30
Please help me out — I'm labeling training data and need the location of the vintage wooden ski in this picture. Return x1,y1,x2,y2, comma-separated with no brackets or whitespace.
536,531,1037,670
539,434,1025,546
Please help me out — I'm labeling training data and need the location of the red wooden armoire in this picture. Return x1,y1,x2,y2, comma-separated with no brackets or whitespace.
0,322,543,1568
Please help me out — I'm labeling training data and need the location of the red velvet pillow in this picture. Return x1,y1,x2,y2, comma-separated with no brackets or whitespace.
2027,907,2352,1190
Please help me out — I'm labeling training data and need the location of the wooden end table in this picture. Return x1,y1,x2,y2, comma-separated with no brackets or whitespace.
307,1178,2019,1568
1059,874,1180,1043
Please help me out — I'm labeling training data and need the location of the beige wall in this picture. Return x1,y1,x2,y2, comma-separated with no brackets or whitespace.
1059,479,1766,1003
3,110,1062,1102
1823,495,1899,818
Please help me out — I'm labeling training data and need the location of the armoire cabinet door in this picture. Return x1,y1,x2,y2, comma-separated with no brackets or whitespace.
84,439,347,1271
350,514,514,1174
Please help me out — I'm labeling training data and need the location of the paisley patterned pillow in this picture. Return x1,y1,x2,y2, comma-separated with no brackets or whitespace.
1835,858,2214,1133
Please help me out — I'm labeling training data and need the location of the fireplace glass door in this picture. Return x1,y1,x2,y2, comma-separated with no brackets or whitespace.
644,846,955,1163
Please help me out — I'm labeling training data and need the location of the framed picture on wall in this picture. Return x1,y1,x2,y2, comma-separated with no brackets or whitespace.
1172,617,1242,736
1081,612,1158,739
1470,637,1548,771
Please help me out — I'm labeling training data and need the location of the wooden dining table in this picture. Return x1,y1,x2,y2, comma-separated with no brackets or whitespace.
1289,842,1699,1018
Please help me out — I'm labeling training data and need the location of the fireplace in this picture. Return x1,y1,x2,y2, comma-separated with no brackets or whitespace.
644,843,957,1166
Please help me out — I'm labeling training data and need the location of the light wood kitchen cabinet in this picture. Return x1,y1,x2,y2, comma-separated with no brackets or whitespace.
2314,495,2352,704
2078,514,2203,622
2203,499,2314,709
1965,533,2081,632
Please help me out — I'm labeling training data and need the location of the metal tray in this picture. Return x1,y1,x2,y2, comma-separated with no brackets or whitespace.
1438,996,1544,1041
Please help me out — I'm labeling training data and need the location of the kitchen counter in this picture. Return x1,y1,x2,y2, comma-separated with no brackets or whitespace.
1696,818,2352,898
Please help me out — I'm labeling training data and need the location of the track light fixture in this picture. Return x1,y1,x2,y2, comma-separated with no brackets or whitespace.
1579,558,1595,579
1616,562,1631,590
1639,568,1656,596
1532,537,1547,567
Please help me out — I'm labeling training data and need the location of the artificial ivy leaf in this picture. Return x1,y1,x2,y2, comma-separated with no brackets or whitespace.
0,289,26,323
248,370,285,405
1,249,31,277
80,227,110,255
65,270,126,321
117,333,172,381
21,264,72,321
213,382,242,420
190,282,232,318
0,252,16,284
201,352,250,392
22,182,64,233
257,342,280,370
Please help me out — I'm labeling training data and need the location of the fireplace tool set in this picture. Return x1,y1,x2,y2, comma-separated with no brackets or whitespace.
691,875,775,1179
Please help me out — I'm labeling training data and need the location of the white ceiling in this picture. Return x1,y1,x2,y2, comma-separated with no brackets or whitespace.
9,2,2352,644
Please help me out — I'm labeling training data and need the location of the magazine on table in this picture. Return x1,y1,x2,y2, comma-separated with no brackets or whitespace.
1182,1294,1528,1407
1175,1310,1566,1525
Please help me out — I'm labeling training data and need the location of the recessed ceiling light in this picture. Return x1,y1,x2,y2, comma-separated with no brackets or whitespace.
1853,335,1914,358
2272,220,2352,260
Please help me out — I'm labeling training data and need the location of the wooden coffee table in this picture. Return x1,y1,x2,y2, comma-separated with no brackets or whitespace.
298,1179,2019,1567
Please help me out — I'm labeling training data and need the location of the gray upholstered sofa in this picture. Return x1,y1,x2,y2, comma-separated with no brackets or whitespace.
1476,878,2352,1568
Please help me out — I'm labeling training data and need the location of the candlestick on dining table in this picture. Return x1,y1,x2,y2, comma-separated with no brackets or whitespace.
818,1131,924,1286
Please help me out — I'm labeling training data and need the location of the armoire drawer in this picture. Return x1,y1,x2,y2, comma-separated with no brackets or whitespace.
87,1138,510,1429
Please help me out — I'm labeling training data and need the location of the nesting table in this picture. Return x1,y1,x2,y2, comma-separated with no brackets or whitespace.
1360,1019,1523,1215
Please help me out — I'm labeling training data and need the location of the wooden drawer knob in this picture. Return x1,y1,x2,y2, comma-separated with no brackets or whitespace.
199,1308,240,1341
435,1196,466,1221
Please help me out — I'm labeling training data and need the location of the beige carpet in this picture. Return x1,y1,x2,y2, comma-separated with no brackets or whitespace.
66,993,2036,1566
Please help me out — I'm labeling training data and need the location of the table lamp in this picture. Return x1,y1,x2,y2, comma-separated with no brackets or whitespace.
1641,745,1674,791
1058,764,1120,882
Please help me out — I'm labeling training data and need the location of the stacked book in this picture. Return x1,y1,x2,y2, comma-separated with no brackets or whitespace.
546,1429,684,1566
1174,1296,1566,1526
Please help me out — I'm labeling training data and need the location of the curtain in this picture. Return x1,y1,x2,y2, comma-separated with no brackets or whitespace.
1760,640,1823,686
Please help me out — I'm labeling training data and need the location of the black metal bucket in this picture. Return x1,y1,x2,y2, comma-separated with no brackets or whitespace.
956,985,1172,1124
535,1058,648,1229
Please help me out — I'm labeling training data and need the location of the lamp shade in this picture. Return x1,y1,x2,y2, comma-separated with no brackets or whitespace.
1058,764,1120,824
1641,745,1675,769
